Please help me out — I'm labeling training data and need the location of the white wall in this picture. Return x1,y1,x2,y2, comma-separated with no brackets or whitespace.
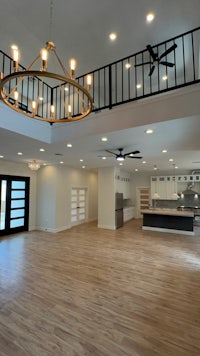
98,167,115,229
36,165,98,232
0,160,37,230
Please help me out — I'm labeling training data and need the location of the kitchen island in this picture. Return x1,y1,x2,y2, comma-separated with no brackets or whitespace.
141,209,195,235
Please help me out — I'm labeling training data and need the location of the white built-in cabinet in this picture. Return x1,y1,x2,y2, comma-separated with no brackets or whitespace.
151,176,178,200
115,170,131,198
123,207,135,222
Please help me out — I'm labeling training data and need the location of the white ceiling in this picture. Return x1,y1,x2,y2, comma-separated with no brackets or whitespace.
0,0,200,173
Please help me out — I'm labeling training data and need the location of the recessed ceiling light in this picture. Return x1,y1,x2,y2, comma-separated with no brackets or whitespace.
17,152,23,155
162,149,167,153
162,75,168,81
60,161,64,164
66,143,72,148
145,129,154,134
136,84,142,89
175,165,178,169
125,63,131,69
153,165,157,170
102,156,107,160
82,165,86,169
64,87,69,91
146,13,155,23
169,158,174,162
135,168,138,172
142,160,146,164
40,148,45,152
101,137,108,142
80,159,83,162
0,155,4,158
119,163,123,166
109,32,117,41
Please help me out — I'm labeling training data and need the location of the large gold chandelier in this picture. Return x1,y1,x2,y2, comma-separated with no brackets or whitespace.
0,3,93,124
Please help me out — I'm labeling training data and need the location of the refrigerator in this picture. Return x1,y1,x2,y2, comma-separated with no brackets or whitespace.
115,192,124,229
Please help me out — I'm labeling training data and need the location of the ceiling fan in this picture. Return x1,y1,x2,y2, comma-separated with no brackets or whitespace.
101,148,142,161
135,43,177,76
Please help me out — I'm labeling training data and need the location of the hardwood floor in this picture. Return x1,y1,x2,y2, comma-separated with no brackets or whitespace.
0,219,200,356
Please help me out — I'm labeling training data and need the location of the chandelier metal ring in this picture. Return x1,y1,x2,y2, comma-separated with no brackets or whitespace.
0,70,93,123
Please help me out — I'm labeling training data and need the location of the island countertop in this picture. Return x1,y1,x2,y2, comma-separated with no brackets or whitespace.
141,209,194,218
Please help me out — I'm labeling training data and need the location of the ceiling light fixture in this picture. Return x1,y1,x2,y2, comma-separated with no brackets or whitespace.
109,33,117,41
28,160,41,171
162,149,167,153
101,137,108,142
116,156,125,162
125,63,131,69
0,1,93,124
145,129,154,134
146,13,155,23
66,143,72,148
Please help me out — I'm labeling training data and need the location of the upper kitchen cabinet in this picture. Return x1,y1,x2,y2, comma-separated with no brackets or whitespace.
115,169,131,199
151,176,178,200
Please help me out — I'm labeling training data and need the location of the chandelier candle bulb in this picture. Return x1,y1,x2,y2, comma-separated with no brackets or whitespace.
14,90,19,101
40,48,48,71
50,104,55,117
32,100,37,114
11,46,19,71
86,74,92,90
69,58,76,78
68,104,72,116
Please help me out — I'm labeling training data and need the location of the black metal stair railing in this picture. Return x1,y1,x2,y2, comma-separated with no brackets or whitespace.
0,26,200,119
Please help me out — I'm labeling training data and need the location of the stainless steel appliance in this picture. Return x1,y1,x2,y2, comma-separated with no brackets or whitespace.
115,192,124,229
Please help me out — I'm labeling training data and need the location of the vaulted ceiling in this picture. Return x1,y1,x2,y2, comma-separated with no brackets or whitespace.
0,0,200,173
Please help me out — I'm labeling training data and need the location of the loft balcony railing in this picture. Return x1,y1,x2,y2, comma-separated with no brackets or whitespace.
0,26,200,120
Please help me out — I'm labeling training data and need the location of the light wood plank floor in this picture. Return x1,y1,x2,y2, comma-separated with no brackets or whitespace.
0,219,200,356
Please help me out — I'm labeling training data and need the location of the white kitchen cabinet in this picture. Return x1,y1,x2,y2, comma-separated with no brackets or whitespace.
115,171,131,199
151,176,178,200
123,207,135,222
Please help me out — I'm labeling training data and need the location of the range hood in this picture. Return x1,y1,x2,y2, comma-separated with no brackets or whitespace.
180,171,200,197
181,189,199,196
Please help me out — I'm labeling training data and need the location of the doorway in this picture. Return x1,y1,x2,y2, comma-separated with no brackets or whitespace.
0,175,30,236
70,188,87,226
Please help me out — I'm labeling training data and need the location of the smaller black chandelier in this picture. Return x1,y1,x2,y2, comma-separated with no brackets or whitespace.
0,41,93,124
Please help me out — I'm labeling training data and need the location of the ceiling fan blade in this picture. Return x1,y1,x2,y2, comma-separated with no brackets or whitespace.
135,61,153,67
146,45,157,61
128,156,143,159
148,65,155,76
124,150,140,157
159,61,175,67
159,44,177,60
105,149,117,156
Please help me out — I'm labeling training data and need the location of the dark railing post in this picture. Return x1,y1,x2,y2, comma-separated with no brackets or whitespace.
108,64,112,110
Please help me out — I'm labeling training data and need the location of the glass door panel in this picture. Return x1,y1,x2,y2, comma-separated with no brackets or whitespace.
70,188,86,226
0,180,7,230
0,175,30,236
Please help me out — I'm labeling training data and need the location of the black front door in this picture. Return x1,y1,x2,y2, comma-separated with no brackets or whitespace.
0,175,30,236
